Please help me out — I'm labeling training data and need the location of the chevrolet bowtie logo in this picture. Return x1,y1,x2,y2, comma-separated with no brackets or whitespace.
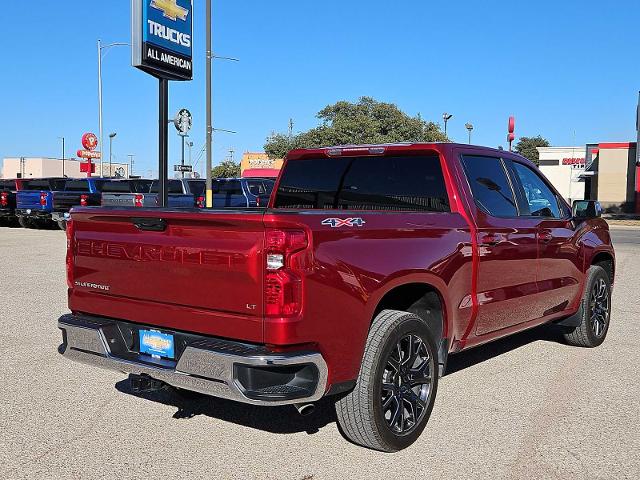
150,0,189,21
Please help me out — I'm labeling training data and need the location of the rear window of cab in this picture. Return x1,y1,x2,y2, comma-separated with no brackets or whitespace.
273,155,450,212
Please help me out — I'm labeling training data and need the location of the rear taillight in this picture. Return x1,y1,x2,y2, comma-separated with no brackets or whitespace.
66,219,75,289
134,194,144,207
0,192,7,207
40,192,48,206
264,229,309,317
196,195,205,208
80,194,88,207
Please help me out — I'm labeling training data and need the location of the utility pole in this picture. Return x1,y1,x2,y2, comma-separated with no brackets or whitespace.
128,154,135,178
109,132,117,177
205,0,213,207
58,137,65,177
98,39,103,177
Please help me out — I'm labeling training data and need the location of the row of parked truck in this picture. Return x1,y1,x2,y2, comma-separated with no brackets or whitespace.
0,176,275,229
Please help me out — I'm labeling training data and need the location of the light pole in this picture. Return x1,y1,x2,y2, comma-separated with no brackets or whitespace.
205,0,239,207
58,137,65,177
109,132,117,177
465,123,474,144
128,154,135,178
442,113,453,138
187,141,193,177
98,40,129,177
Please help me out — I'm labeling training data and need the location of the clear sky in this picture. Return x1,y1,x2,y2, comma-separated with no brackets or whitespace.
1,0,639,177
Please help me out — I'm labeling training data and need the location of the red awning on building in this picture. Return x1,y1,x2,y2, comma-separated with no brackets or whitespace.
242,168,280,178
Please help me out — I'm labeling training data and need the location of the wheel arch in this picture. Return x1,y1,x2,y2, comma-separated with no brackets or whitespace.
369,279,450,376
590,250,615,284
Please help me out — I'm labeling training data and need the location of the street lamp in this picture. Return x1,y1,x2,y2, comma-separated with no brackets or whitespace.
109,132,117,177
187,141,194,177
465,123,474,144
98,40,129,177
128,154,135,178
442,113,453,137
58,137,65,177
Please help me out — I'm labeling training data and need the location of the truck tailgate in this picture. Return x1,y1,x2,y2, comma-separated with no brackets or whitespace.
69,208,266,342
17,191,47,210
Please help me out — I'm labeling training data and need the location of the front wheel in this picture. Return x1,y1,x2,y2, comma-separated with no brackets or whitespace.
57,220,67,231
335,310,439,452
563,265,612,348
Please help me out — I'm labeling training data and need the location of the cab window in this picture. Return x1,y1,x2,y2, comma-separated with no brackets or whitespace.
461,156,518,217
511,162,561,218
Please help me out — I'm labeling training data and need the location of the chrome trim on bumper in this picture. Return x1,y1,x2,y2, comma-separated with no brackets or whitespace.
58,315,328,406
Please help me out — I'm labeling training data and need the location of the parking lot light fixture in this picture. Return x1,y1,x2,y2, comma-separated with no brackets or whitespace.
109,132,117,177
465,123,474,144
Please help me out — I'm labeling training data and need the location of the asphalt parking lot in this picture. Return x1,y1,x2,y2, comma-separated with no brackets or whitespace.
1,226,639,480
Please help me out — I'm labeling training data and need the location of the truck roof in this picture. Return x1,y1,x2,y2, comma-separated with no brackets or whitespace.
285,142,532,166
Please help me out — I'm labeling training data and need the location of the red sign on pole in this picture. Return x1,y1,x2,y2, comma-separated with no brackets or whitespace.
79,133,100,177
82,133,99,151
77,149,101,159
507,116,516,151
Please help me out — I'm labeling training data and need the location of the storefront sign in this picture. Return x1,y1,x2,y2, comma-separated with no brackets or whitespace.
562,157,585,166
131,0,193,81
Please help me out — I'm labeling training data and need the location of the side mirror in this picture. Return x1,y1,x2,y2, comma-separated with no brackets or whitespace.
572,200,602,219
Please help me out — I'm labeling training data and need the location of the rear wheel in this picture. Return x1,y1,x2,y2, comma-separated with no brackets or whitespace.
335,310,438,452
563,265,611,347
18,217,31,228
57,220,67,231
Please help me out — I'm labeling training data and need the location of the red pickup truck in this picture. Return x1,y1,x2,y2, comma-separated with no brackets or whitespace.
58,143,614,452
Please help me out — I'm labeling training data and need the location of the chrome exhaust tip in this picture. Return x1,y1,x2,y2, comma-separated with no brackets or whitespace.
294,403,315,416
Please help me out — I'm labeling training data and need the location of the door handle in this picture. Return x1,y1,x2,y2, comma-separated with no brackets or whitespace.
479,233,502,246
539,231,553,243
132,218,167,232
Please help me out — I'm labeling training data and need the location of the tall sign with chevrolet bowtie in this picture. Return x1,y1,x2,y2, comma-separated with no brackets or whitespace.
132,0,193,80
131,0,193,205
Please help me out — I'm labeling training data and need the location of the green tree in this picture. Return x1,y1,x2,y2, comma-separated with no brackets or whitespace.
212,160,241,178
514,136,550,166
264,97,448,159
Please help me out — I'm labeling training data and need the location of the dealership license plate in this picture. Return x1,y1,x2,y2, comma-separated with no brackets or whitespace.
139,330,175,359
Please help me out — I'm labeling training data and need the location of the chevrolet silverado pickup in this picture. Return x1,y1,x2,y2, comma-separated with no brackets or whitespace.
101,179,200,209
15,177,106,229
0,179,18,226
58,143,614,452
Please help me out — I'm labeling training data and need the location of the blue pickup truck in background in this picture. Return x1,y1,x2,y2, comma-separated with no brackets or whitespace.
211,178,275,208
15,178,106,229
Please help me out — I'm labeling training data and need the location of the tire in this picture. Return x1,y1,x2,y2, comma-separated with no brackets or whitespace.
563,265,611,348
57,220,67,231
335,309,439,452
17,217,31,229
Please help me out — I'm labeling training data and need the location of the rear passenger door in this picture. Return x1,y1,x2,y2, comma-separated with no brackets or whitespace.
460,155,541,335
508,161,582,317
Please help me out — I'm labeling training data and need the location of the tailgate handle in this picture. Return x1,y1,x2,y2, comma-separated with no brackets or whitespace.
132,218,167,232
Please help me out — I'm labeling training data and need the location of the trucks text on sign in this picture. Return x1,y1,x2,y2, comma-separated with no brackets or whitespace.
131,0,193,81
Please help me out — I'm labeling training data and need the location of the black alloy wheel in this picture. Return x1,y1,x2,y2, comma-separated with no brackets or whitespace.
381,334,433,435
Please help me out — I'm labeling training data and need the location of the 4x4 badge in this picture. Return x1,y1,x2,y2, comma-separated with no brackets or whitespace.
321,218,366,228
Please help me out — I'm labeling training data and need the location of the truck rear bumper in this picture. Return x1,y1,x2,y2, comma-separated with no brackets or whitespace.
58,314,328,406
15,209,52,220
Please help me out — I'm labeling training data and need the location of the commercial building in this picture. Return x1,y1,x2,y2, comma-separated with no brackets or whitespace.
537,144,639,213
1,157,129,179
240,152,283,178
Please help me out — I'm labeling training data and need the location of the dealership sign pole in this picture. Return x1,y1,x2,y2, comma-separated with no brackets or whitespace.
131,0,193,207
